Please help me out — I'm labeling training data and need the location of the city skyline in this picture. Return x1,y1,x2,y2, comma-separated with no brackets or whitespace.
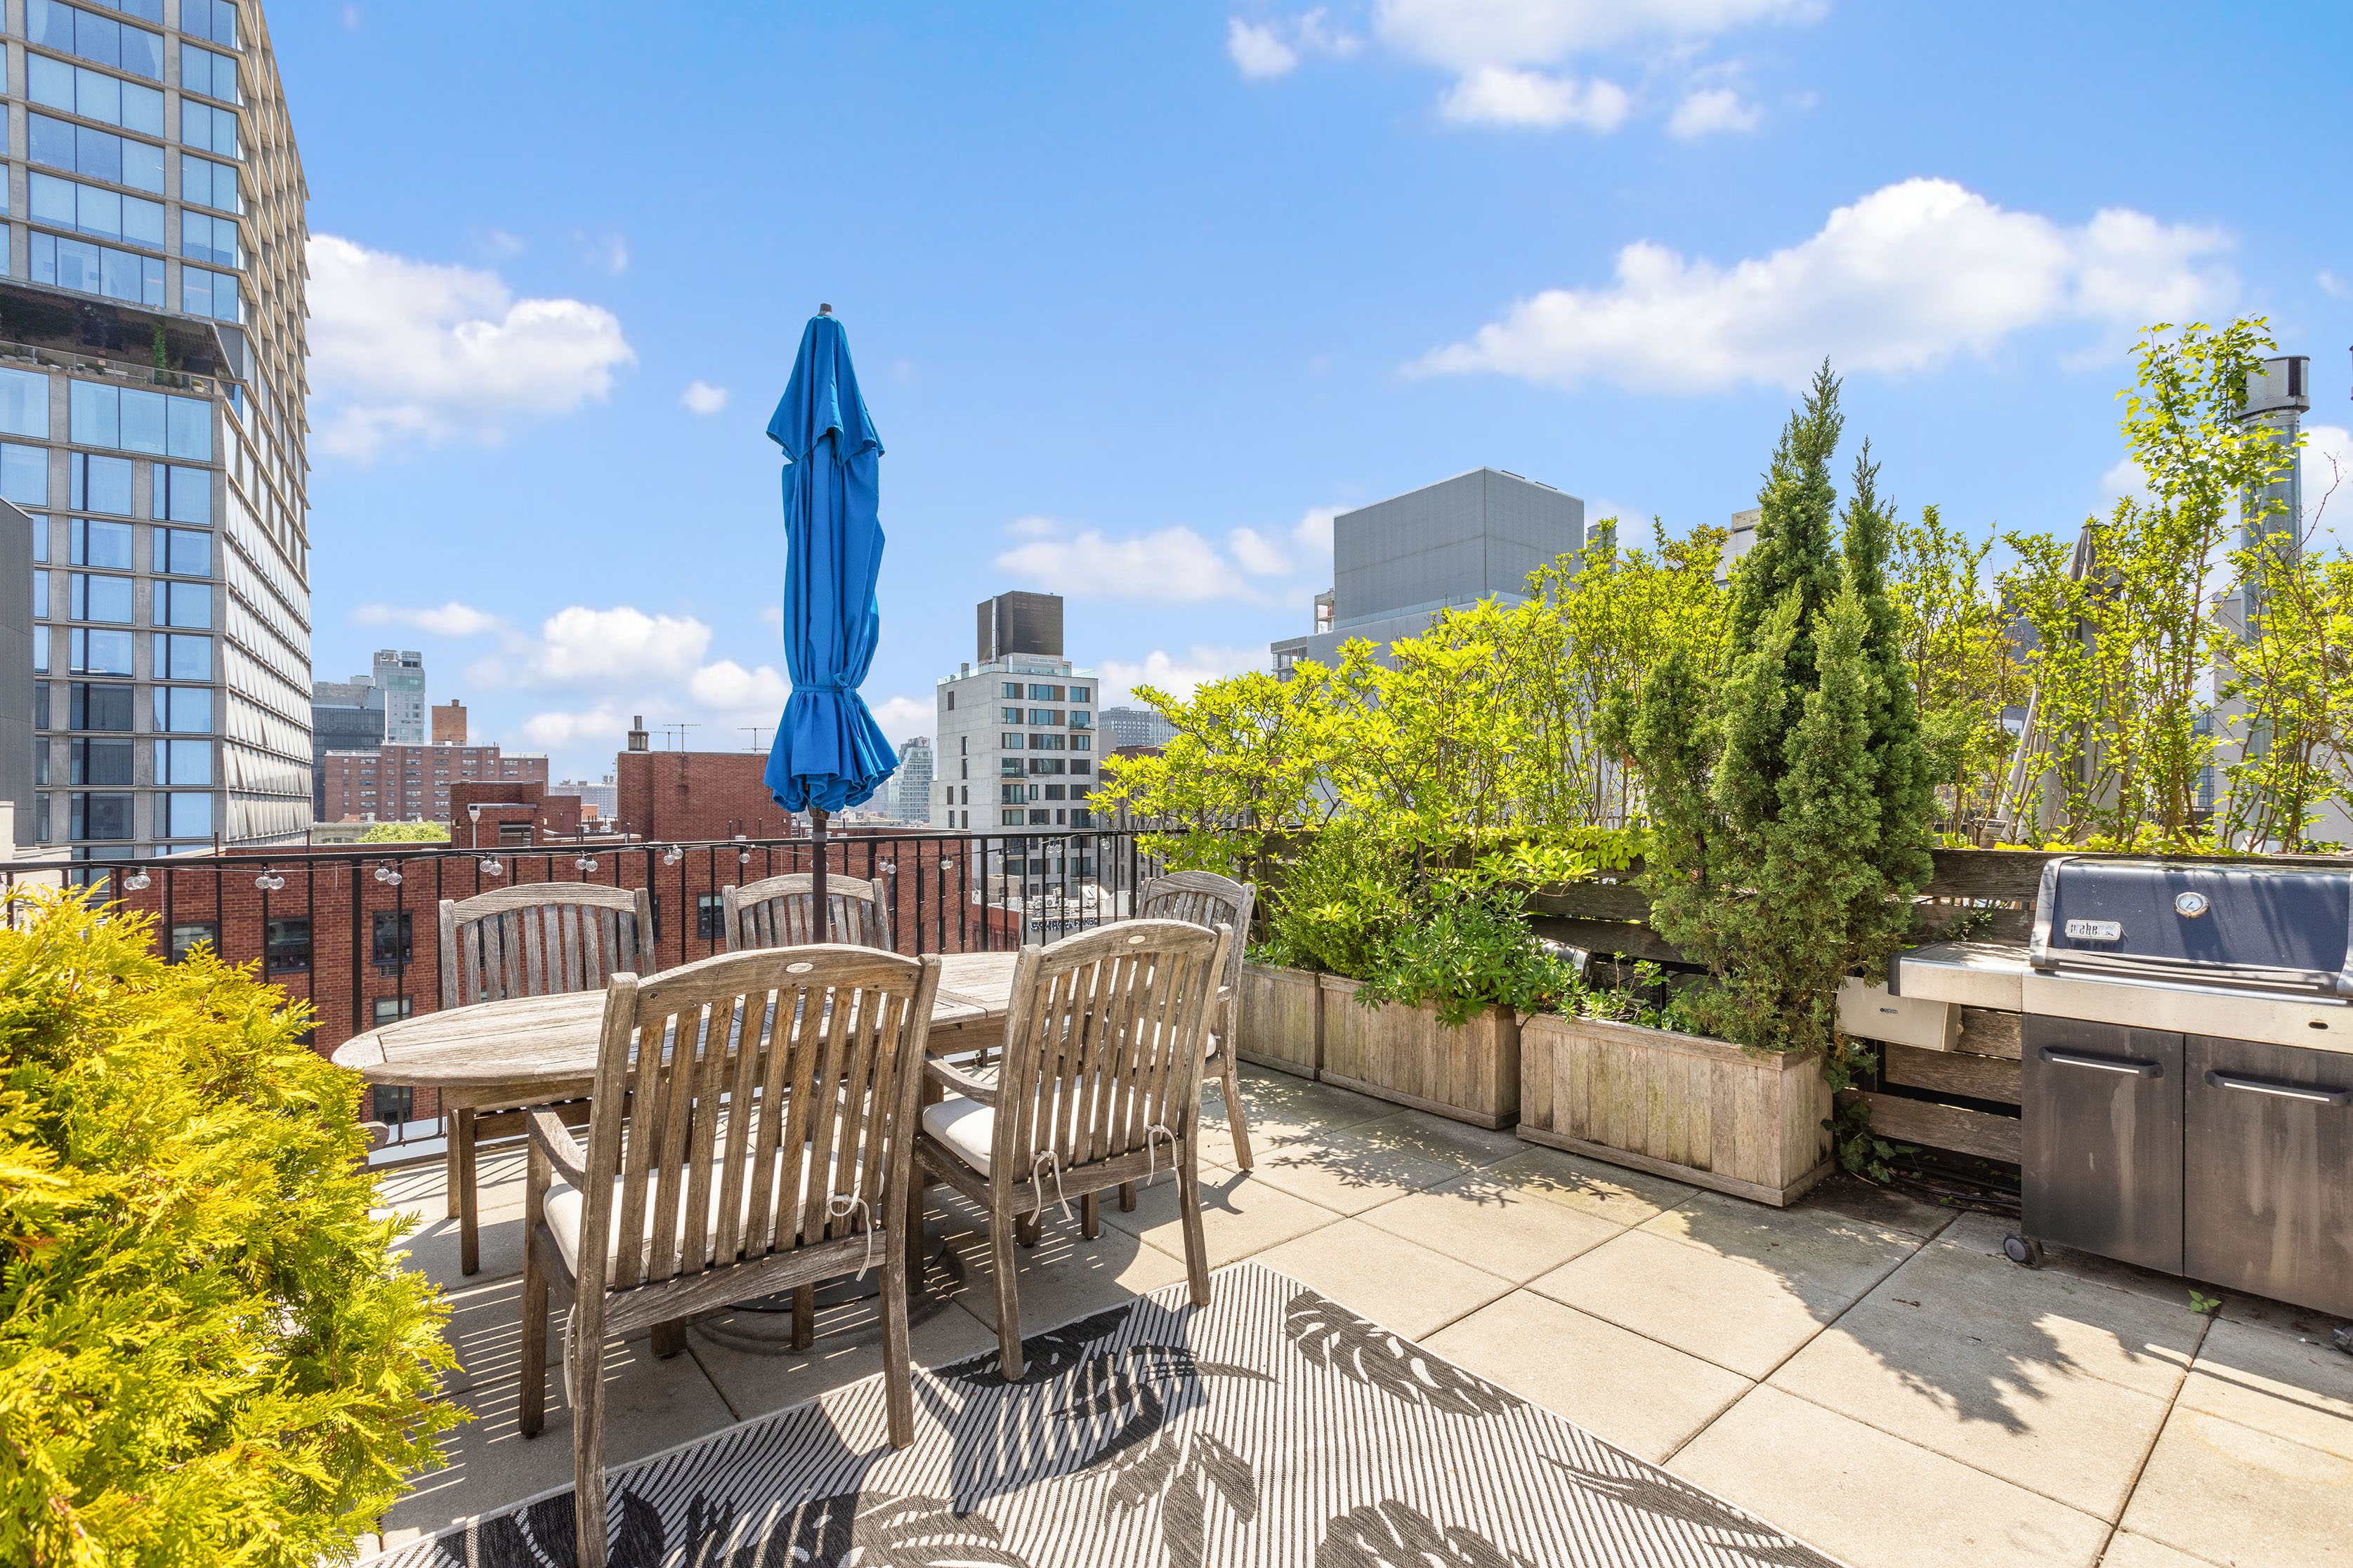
258,4,2347,786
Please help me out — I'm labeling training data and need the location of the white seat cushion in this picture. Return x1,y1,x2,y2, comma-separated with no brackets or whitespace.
543,1147,848,1278
921,1095,997,1176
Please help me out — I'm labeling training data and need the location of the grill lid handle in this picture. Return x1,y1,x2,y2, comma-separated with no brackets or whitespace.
2039,1048,2163,1078
2203,1069,2352,1107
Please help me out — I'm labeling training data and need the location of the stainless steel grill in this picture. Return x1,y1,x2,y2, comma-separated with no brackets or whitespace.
2012,857,2353,1317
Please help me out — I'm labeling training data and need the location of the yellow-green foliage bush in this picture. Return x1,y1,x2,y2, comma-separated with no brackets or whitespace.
0,889,457,1567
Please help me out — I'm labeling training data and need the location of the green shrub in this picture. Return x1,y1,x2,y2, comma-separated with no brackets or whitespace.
0,889,458,1567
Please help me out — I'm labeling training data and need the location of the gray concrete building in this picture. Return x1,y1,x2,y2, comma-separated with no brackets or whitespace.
308,676,383,818
22,0,313,857
1272,468,1585,675
932,592,1100,831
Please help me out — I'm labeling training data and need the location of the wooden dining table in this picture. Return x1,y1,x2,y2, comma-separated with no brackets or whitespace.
332,949,1022,1110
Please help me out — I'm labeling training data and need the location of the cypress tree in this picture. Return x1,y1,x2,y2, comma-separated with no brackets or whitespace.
1627,363,1936,1084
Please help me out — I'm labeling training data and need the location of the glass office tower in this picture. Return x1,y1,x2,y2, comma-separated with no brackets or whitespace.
10,0,313,855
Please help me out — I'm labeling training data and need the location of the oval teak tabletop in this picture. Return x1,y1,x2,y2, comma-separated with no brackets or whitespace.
331,949,1021,1093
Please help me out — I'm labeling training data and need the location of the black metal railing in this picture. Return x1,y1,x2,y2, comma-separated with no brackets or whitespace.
3,829,1167,1076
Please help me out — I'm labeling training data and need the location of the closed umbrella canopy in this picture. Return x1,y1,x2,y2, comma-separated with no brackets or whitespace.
763,309,898,817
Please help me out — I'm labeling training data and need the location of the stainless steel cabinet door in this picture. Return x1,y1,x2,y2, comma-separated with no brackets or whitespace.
2186,1036,2353,1317
2023,1017,2184,1274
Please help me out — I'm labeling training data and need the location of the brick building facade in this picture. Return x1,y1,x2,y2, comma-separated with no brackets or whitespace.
613,749,799,843
319,742,549,823
447,779,581,848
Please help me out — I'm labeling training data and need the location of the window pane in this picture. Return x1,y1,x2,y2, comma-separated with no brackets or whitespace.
159,528,209,576
76,11,121,70
69,381,112,448
118,389,164,454
72,518,133,568
166,396,210,460
30,169,75,227
164,792,211,838
157,633,211,680
164,583,209,628
29,114,74,172
72,573,133,623
120,137,164,195
72,628,134,673
74,792,135,841
122,79,163,135
159,738,212,786
0,368,48,440
155,686,210,733
122,195,164,249
97,246,140,303
76,124,122,185
77,183,122,242
1,444,48,507
28,55,73,111
71,736,132,784
164,465,210,524
118,23,162,80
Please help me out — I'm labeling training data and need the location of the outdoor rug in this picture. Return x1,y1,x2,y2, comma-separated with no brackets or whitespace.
376,1260,1844,1567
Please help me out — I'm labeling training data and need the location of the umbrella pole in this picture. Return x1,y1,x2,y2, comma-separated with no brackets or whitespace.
811,807,829,943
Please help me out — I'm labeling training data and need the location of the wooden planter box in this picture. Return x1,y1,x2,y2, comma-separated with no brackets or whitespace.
1518,1013,1833,1206
1320,975,1519,1129
1235,963,1321,1079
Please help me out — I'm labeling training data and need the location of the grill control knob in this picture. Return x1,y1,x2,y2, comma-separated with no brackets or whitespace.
2174,890,2210,918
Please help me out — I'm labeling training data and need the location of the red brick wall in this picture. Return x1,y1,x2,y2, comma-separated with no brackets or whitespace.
102,831,1116,1123
614,750,797,843
320,744,550,823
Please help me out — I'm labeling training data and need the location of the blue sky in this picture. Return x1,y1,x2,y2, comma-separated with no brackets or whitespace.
281,1,2352,784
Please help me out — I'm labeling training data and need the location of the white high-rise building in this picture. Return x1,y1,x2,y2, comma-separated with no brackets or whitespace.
932,592,1100,831
372,648,425,744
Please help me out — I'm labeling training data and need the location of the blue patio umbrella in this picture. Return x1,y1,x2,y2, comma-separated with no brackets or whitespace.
763,305,898,938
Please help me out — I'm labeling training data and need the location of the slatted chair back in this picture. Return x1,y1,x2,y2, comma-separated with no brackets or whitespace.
990,918,1229,1197
1136,870,1255,1003
723,872,887,952
438,883,656,1010
577,946,941,1315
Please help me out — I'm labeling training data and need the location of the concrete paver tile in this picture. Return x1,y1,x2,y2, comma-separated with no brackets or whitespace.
1101,1163,1343,1266
1241,1128,1476,1215
2118,1410,2353,1568
689,1296,1000,1423
1339,1109,1528,1170
1869,1238,2208,1401
1427,1291,1752,1464
1639,1187,1926,1276
1252,1218,1514,1340
1670,1385,2112,1568
2098,1534,2226,1568
1794,1173,1961,1239
943,1210,1193,1333
1941,1211,2205,1309
2177,1318,2353,1463
1203,1067,1394,1145
1467,1144,1698,1225
1770,1296,2175,1520
1356,1168,1625,1284
1536,1223,1909,1380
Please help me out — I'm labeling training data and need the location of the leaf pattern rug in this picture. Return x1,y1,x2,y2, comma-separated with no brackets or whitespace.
373,1261,1844,1568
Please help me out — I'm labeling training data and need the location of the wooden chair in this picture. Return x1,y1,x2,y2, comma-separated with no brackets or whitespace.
909,918,1230,1379
1136,870,1259,1171
723,871,887,951
521,944,942,1568
438,883,656,1276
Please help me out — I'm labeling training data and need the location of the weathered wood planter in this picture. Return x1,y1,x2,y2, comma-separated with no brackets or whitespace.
1320,975,1519,1128
1518,1013,1833,1206
1235,962,1322,1079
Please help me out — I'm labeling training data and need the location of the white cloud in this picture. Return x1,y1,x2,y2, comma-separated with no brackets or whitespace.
2099,455,2149,504
576,230,630,276
759,603,784,633
1272,0,1825,131
516,607,712,685
2320,270,2350,300
681,380,730,415
2305,425,2352,537
306,235,635,461
1228,19,1299,76
1099,647,1271,711
1440,66,1629,129
1414,178,2236,393
687,659,791,713
1667,85,1760,138
868,695,934,744
1227,8,1361,77
353,600,504,638
996,524,1252,602
1375,0,1823,68
518,704,632,751
995,505,1340,602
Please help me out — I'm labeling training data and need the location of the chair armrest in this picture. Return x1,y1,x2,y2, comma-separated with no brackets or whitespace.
527,1105,590,1189
924,1055,1000,1105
